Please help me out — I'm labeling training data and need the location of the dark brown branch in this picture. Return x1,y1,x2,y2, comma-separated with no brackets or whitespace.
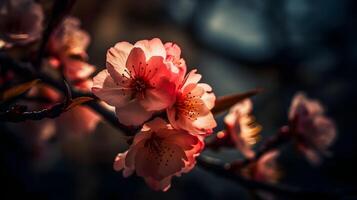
0,102,65,122
197,155,351,199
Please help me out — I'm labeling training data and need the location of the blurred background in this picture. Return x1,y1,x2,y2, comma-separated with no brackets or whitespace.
1,0,357,199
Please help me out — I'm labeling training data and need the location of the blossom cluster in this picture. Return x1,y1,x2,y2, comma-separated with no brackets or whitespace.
0,0,339,193
92,38,217,190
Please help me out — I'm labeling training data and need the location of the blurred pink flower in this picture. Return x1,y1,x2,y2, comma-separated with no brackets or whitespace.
0,0,44,48
289,93,337,165
47,17,95,84
223,99,261,158
92,38,179,125
49,17,90,59
167,70,216,135
113,118,204,191
241,150,280,183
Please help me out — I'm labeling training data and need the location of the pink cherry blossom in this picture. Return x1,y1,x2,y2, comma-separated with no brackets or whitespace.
92,38,180,125
47,17,95,84
241,150,281,183
223,99,261,158
167,70,217,135
113,118,204,191
0,0,44,48
289,93,337,165
49,17,90,58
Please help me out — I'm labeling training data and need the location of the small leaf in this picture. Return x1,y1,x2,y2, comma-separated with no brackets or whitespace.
212,88,263,115
65,97,94,111
1,79,41,101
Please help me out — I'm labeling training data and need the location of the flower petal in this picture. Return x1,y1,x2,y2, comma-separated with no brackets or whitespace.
125,47,147,77
92,70,132,107
115,100,153,126
135,143,186,181
134,38,166,59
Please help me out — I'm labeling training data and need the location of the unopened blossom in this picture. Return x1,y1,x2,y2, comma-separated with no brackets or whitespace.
288,93,337,165
0,0,44,47
92,38,180,125
167,70,216,135
222,99,261,158
47,17,95,83
241,150,280,183
114,118,204,191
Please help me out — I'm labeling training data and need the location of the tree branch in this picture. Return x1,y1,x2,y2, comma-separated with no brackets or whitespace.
197,155,352,199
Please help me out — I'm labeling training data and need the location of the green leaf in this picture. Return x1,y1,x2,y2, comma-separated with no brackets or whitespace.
1,79,41,102
212,88,263,115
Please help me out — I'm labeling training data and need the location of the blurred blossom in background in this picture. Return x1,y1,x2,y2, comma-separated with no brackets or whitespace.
1,0,357,199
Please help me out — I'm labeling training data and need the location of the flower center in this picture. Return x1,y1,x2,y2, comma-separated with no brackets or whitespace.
175,93,202,121
134,78,147,92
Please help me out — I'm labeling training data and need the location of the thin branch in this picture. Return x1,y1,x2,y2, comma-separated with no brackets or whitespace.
0,52,135,135
0,102,65,122
197,155,347,199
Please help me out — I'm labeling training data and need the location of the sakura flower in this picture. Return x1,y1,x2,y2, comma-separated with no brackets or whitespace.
241,150,281,183
47,17,95,84
222,99,261,158
92,38,179,125
48,17,90,59
288,93,337,165
167,70,217,135
0,0,44,48
113,118,204,191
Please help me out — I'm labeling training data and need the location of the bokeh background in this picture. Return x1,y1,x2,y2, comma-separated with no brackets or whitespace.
2,0,357,199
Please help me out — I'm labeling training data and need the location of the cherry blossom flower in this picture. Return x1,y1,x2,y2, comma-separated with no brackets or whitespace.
47,17,95,83
222,99,261,158
113,118,204,191
241,150,280,183
92,38,180,125
167,70,216,135
288,93,337,165
0,0,44,48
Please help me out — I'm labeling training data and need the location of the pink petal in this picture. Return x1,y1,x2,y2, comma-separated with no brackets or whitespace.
143,118,168,132
134,38,166,59
141,78,176,111
198,83,216,110
92,70,132,107
106,46,133,84
63,58,95,81
135,143,186,181
182,69,202,89
125,47,147,77
115,100,153,126
164,42,181,59
113,152,127,171
165,132,199,151
193,112,217,131
144,177,172,192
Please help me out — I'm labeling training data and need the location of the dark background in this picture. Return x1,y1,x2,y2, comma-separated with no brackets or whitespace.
1,0,357,199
